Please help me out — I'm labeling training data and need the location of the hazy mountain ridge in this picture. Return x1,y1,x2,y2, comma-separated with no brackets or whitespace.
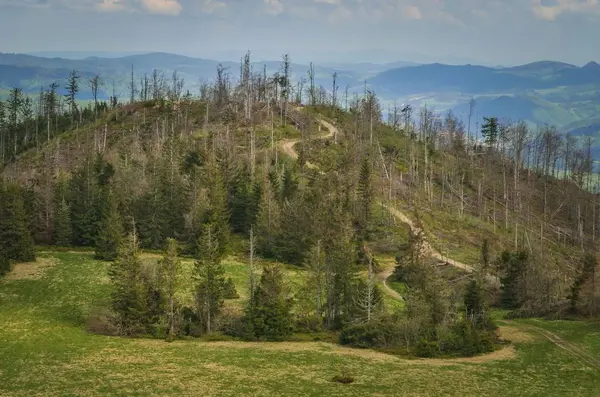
1,52,600,133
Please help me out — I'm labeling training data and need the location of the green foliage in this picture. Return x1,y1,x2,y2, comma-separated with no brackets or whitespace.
464,279,485,318
223,277,239,299
94,190,124,261
200,158,231,259
134,140,189,249
108,232,146,335
481,238,490,272
437,319,495,357
497,250,529,309
0,183,36,263
194,223,227,334
244,265,294,341
569,253,598,315
53,199,73,246
338,320,398,349
481,117,499,147
356,155,373,239
4,251,600,395
69,155,111,246
0,249,11,277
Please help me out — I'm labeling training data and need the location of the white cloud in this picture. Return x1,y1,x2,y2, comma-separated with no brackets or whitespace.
403,5,422,19
201,0,227,14
264,0,283,15
96,0,129,12
138,0,181,15
532,0,600,20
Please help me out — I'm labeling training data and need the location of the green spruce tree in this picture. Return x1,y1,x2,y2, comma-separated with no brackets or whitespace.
109,231,145,335
195,223,227,334
246,264,294,341
95,190,124,261
0,183,36,263
159,238,181,339
53,198,73,246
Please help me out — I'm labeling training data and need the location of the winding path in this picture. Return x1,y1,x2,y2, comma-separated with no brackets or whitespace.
278,113,600,370
278,113,478,292
279,114,335,170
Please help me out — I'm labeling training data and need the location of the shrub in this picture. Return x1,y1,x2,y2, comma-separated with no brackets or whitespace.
414,339,440,358
180,306,203,337
223,277,239,299
339,318,403,349
437,320,495,357
295,314,325,333
86,309,119,336
339,323,382,348
0,253,11,278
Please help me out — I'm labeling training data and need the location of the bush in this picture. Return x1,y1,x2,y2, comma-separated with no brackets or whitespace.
0,254,11,278
223,277,239,299
339,323,382,348
86,309,119,336
295,315,325,333
180,306,203,337
437,320,495,357
339,318,403,349
414,339,440,358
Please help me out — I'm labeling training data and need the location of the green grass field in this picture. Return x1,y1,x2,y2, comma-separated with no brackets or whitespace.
1,251,600,396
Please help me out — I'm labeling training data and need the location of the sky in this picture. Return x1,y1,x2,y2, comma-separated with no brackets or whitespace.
0,0,599,66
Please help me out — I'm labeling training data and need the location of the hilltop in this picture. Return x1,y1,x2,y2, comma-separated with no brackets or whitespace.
2,52,600,133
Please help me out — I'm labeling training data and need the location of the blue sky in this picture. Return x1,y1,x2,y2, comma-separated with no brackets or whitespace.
0,0,599,65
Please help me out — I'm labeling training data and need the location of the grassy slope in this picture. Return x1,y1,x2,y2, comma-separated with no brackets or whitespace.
2,252,600,396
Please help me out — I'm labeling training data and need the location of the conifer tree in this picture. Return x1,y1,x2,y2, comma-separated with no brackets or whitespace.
69,157,102,246
570,253,598,315
159,238,181,339
464,279,485,326
0,183,36,263
202,158,230,258
195,223,227,334
95,190,124,261
356,156,373,239
255,177,282,258
481,117,499,148
53,198,73,246
304,240,326,317
65,69,80,125
352,252,383,323
0,248,10,277
109,231,145,335
497,250,528,309
246,264,293,341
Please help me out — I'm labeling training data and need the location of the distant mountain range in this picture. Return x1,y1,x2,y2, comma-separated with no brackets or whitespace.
1,52,600,137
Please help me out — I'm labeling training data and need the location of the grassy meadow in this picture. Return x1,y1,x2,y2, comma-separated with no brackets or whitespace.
1,251,600,396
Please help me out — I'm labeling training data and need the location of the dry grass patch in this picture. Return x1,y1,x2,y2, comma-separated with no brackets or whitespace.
3,257,57,281
499,325,537,344
411,345,516,366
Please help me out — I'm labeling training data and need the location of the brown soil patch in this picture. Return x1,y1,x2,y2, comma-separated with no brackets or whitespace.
3,257,57,281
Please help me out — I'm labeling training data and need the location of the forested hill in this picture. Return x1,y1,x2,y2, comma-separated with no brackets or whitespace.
3,52,600,132
2,53,600,358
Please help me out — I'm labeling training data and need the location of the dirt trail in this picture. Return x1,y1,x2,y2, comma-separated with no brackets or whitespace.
523,325,600,372
377,266,404,302
279,111,336,169
278,114,485,290
381,204,475,274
